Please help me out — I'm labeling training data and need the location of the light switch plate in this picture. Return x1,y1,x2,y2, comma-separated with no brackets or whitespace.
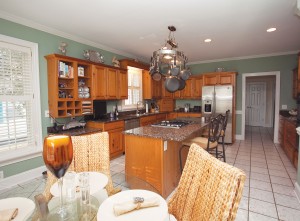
282,105,287,110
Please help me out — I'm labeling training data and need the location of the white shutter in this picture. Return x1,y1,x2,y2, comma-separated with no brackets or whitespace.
0,42,35,153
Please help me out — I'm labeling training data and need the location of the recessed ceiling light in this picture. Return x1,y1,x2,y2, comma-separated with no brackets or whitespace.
204,39,212,43
267,28,276,32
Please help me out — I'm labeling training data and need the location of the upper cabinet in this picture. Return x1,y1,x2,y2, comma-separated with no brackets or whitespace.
45,54,93,118
92,66,128,100
142,70,162,99
45,54,127,118
203,72,236,86
171,76,203,99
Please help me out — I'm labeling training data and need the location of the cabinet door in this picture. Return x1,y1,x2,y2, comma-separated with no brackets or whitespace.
142,70,152,99
173,90,181,98
219,73,234,85
192,77,203,98
203,74,219,85
118,70,128,99
153,80,162,99
162,79,173,98
92,65,107,99
181,79,193,98
107,68,118,99
293,68,298,99
108,128,124,158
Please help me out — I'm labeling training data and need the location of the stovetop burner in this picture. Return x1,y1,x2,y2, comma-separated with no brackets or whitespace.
151,120,191,129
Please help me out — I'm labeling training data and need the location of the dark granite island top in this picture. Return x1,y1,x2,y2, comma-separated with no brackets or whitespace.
123,117,208,142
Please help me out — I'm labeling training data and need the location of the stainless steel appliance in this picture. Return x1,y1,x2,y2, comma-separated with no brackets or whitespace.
151,120,191,129
202,85,233,143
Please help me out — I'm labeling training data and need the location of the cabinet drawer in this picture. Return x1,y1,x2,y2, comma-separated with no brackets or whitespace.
103,121,124,131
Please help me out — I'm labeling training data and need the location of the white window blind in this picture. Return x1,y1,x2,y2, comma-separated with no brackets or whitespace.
122,66,143,109
0,35,42,164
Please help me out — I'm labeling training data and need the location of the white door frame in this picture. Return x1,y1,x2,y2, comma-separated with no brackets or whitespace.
242,71,280,143
246,82,267,127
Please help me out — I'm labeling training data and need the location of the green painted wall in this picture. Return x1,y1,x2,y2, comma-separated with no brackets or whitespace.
189,54,298,134
0,18,127,178
0,18,298,179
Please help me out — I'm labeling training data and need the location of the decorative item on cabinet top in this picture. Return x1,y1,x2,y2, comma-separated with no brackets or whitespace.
83,50,104,63
112,56,120,67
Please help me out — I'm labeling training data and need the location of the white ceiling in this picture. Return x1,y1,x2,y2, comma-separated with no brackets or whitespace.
1,0,300,63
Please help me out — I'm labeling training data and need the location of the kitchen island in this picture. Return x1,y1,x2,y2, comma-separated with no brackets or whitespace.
124,117,208,198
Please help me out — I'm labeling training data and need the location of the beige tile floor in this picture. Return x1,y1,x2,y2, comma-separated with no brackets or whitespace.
0,126,300,220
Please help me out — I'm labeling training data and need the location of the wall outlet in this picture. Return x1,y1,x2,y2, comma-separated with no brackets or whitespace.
45,110,49,118
0,171,4,179
282,105,287,110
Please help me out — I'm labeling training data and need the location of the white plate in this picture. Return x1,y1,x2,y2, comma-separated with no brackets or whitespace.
50,172,108,197
97,189,168,221
0,197,35,221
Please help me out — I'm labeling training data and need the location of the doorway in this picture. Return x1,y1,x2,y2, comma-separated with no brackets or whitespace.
246,82,266,126
241,72,280,143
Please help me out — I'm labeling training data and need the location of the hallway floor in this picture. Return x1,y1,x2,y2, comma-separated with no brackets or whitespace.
232,126,300,221
0,126,299,220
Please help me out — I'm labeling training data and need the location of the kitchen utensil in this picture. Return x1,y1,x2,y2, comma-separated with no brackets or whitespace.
178,78,186,90
164,76,180,92
179,69,191,80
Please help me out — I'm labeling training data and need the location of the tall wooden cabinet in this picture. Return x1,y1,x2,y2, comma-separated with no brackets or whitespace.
45,54,93,118
142,70,162,99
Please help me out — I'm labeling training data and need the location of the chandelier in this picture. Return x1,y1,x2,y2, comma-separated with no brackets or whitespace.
149,26,191,92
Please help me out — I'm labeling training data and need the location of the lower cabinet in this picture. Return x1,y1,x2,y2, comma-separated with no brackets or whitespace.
86,121,124,159
279,117,298,169
167,112,202,119
140,114,167,126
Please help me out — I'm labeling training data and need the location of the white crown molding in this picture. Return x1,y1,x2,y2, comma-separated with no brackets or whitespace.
0,10,142,61
189,50,300,65
0,165,46,193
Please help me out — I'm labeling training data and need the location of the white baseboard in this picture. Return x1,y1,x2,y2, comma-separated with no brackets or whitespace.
295,182,300,203
236,135,243,140
0,165,46,193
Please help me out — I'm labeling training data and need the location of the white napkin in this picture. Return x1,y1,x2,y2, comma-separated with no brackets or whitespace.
0,208,18,221
113,197,160,216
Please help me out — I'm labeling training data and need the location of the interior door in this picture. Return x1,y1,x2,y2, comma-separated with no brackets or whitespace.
246,83,266,126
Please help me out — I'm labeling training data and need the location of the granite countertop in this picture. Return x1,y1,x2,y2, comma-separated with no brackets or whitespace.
279,110,297,124
48,127,102,136
89,111,169,123
123,117,208,142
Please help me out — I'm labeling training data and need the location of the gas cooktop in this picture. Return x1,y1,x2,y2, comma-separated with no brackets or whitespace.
151,120,191,129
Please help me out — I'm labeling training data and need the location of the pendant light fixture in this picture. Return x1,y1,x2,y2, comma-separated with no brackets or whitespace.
149,26,191,92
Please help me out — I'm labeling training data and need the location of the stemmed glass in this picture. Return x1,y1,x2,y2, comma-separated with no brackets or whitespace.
43,135,73,219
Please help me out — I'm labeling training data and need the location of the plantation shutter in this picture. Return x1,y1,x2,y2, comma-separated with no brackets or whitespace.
0,41,35,153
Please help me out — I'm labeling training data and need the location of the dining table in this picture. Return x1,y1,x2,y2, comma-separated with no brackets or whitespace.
44,173,170,221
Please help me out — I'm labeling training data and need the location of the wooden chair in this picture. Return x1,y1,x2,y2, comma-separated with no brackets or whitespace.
32,132,120,220
169,143,246,221
179,115,222,171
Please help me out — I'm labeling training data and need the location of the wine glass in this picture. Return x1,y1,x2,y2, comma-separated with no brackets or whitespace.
43,135,73,219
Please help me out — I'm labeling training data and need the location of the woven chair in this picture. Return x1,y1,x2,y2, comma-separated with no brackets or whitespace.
179,115,223,172
168,143,246,221
32,132,120,220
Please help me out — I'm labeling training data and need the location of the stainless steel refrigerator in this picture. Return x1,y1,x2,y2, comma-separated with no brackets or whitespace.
202,85,233,143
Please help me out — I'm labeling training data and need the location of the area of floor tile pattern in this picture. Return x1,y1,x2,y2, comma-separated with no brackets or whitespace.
0,126,299,221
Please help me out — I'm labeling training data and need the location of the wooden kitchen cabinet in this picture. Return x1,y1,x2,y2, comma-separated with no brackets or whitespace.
142,70,162,99
294,53,300,99
118,70,128,99
203,72,236,86
92,66,127,100
279,116,298,169
86,120,125,159
171,76,203,99
157,99,174,112
45,54,93,118
167,112,201,119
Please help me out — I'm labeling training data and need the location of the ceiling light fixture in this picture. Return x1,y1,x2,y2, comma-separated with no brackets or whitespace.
149,26,191,92
267,27,276,32
204,39,212,43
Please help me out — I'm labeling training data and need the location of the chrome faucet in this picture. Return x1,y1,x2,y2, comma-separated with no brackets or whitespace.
136,101,143,115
